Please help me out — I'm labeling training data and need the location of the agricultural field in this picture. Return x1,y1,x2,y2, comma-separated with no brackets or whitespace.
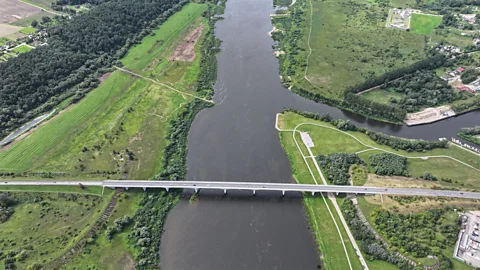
0,191,109,269
409,13,442,35
0,0,40,24
278,111,480,269
272,0,427,99
0,3,210,180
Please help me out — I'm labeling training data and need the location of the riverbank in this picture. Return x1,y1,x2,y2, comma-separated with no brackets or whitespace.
277,110,480,269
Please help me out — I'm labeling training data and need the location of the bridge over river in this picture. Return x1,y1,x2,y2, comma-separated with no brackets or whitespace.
0,180,478,199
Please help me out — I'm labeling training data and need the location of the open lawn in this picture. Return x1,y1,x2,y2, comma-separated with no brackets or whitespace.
409,13,442,35
361,89,406,105
12,44,33,53
272,0,426,99
0,3,209,180
0,191,108,268
19,25,36,34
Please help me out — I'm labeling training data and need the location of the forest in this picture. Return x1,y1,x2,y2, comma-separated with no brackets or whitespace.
381,70,463,113
369,153,407,176
317,153,362,185
372,207,458,269
0,0,186,139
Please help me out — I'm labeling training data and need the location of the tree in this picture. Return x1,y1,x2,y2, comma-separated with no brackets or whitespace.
31,20,38,28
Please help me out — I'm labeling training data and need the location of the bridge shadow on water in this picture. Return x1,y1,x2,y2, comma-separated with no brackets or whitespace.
182,188,303,200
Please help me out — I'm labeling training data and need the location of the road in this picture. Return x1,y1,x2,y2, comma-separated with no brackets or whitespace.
1,180,479,199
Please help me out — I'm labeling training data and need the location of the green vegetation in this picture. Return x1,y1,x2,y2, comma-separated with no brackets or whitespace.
0,191,107,269
372,207,458,269
361,89,406,106
273,0,426,99
410,13,442,35
457,126,480,145
460,68,480,84
279,111,480,190
369,153,407,176
12,44,33,54
0,3,210,180
19,26,37,35
317,153,362,185
350,164,367,186
63,191,141,270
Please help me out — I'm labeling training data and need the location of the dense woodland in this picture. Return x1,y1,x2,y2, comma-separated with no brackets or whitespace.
369,153,407,176
383,70,463,112
317,153,362,185
372,208,458,269
0,0,186,138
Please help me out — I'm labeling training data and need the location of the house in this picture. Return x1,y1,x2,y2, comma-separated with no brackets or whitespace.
457,86,474,93
458,67,466,73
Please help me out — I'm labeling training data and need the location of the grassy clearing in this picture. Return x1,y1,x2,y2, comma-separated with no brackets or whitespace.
361,89,406,105
0,3,209,180
63,191,142,270
0,191,108,268
409,13,442,35
0,185,105,195
279,112,480,189
350,165,367,186
273,0,426,99
19,26,37,35
12,44,33,53
10,11,55,27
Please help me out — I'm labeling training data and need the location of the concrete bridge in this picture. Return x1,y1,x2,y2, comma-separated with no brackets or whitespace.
0,180,479,199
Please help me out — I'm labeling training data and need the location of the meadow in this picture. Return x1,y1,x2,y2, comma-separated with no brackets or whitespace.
0,191,108,269
0,3,209,180
273,0,427,99
409,13,442,35
278,111,480,269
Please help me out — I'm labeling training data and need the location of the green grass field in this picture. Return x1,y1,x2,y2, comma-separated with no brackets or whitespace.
273,0,426,99
63,191,142,270
12,44,33,53
361,89,406,105
410,13,442,35
0,191,108,268
19,26,37,35
0,3,209,180
279,112,480,189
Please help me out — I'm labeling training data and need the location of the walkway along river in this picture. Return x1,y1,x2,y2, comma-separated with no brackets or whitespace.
159,0,480,269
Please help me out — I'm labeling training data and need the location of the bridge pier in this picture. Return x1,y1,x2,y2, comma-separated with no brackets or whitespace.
143,187,146,191
253,190,256,196
380,193,384,203
224,189,227,195
311,191,315,196
282,190,285,196
194,188,198,193
336,192,339,196
165,187,169,192
125,187,129,191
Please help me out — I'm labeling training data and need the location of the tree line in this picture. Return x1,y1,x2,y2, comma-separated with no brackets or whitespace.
283,109,448,152
457,126,480,145
0,0,187,139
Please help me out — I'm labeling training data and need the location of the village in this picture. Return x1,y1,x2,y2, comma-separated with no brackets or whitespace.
454,211,480,268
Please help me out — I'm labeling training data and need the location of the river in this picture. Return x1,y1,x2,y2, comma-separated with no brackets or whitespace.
159,0,480,269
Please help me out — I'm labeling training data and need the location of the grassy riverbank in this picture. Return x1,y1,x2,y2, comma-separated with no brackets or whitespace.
0,191,108,269
0,2,221,269
277,111,480,269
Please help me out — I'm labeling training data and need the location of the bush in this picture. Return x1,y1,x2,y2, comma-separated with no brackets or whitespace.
317,153,362,185
369,153,407,176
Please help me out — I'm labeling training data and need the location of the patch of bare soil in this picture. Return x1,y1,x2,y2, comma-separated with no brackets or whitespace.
0,0,40,24
122,254,135,270
168,24,204,62
0,105,73,152
99,72,112,82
